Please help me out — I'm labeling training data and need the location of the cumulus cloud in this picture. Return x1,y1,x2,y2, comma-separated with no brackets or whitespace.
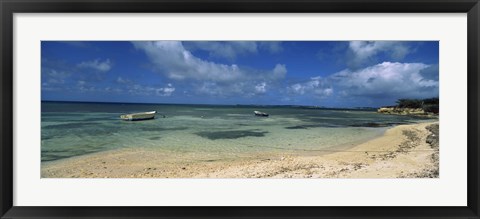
272,64,287,79
128,83,175,97
183,41,258,60
77,59,112,72
332,62,437,98
75,80,103,93
197,82,225,96
42,58,114,91
255,82,267,94
288,62,438,101
289,76,333,97
42,69,69,85
348,41,410,68
418,64,439,81
133,41,285,82
259,42,283,54
133,41,242,82
103,87,123,93
195,81,268,97
41,67,71,91
116,77,131,84
184,41,284,60
132,41,287,97
157,83,176,96
115,75,175,97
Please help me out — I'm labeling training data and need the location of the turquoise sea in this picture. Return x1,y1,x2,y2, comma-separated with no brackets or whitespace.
41,101,432,162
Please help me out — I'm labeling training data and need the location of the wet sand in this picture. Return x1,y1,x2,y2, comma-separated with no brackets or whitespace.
41,122,439,178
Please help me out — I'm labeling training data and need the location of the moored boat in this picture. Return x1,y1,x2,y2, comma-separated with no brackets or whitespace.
254,111,269,117
120,111,156,121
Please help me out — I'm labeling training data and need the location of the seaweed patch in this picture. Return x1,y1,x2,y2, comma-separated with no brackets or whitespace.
195,130,268,140
43,122,100,129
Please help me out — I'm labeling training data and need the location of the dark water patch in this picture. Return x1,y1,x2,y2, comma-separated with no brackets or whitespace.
43,122,100,129
42,118,70,122
148,136,162,140
42,149,74,153
285,124,342,129
80,129,115,136
140,126,189,132
81,117,118,122
348,122,408,127
195,130,268,140
42,117,118,123
285,124,326,129
42,128,116,141
41,135,53,140
285,125,311,129
42,113,87,117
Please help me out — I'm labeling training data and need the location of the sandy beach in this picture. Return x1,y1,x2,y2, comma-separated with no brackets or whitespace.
41,122,439,178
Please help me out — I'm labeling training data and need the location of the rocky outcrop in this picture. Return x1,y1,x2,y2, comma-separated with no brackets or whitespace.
377,107,430,116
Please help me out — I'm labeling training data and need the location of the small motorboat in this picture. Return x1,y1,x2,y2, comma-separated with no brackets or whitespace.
254,110,269,117
120,111,156,121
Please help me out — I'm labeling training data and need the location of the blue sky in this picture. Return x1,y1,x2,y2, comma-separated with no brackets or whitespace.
41,41,439,107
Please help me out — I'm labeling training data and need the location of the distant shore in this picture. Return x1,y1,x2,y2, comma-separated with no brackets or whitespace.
41,122,439,178
41,100,379,112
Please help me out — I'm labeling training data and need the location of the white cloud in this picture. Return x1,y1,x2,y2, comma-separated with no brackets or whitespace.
41,68,71,91
184,41,284,60
77,59,112,72
197,82,223,96
116,77,131,84
288,62,437,100
128,83,175,97
104,87,123,93
195,81,270,98
259,42,283,53
348,41,410,67
255,82,267,94
132,41,287,97
272,64,287,79
333,62,437,97
316,87,333,96
157,83,175,96
47,78,64,84
44,68,70,78
184,41,258,60
76,80,97,93
133,41,244,82
288,76,333,97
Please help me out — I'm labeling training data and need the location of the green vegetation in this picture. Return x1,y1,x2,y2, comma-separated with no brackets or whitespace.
396,99,423,108
395,98,439,114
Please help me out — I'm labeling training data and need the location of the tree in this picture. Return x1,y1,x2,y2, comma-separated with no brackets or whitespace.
395,99,423,108
394,97,439,114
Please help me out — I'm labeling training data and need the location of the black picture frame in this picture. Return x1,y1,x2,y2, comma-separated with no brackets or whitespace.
1,0,479,218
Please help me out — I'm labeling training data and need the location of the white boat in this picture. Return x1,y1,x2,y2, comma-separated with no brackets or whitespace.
120,111,156,121
254,110,269,117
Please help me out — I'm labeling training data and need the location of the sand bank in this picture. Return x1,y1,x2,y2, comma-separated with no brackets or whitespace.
41,122,439,178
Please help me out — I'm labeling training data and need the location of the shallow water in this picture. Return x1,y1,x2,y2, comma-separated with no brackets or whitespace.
41,101,432,162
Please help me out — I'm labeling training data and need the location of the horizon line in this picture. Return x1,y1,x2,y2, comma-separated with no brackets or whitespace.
41,99,381,109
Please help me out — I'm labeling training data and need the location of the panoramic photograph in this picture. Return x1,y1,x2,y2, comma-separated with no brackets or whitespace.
41,41,439,178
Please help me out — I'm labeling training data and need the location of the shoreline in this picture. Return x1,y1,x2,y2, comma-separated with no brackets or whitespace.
41,121,439,178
